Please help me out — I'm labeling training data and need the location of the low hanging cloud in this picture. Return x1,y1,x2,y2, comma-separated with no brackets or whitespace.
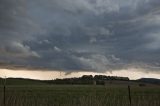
0,0,160,73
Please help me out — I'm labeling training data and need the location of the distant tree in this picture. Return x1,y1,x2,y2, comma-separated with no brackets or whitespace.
81,75,93,80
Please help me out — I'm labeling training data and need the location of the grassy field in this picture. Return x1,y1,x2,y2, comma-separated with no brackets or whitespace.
0,85,160,106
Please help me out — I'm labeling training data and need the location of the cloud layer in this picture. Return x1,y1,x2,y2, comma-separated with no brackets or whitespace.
0,0,160,73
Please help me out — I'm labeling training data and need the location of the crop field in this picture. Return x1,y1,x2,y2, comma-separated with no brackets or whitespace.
0,85,160,106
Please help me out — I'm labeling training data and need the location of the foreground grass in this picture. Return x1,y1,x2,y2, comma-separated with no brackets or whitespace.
0,85,160,106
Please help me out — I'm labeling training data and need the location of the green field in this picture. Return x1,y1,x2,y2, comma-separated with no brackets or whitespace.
0,85,160,106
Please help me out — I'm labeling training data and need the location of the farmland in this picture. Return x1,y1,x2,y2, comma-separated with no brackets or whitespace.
0,83,160,106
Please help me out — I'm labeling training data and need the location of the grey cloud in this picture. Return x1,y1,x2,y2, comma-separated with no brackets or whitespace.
72,54,121,72
0,0,41,60
7,42,40,58
1,0,160,73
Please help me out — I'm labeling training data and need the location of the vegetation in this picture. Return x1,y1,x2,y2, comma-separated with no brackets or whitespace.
0,85,160,106
0,77,160,106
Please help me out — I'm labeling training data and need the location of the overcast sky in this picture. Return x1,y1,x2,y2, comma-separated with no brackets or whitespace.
0,0,160,78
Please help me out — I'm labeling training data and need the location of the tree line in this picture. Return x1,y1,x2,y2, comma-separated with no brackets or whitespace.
47,75,129,85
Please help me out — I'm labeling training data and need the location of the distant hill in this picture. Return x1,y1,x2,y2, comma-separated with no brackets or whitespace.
0,76,160,86
0,78,47,85
137,78,160,85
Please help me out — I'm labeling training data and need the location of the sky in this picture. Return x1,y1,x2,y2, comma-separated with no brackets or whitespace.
0,0,160,79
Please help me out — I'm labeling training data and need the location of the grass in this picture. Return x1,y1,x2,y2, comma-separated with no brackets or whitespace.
0,85,160,106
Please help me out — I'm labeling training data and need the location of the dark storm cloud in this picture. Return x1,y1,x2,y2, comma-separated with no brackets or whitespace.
0,0,40,61
1,0,160,72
